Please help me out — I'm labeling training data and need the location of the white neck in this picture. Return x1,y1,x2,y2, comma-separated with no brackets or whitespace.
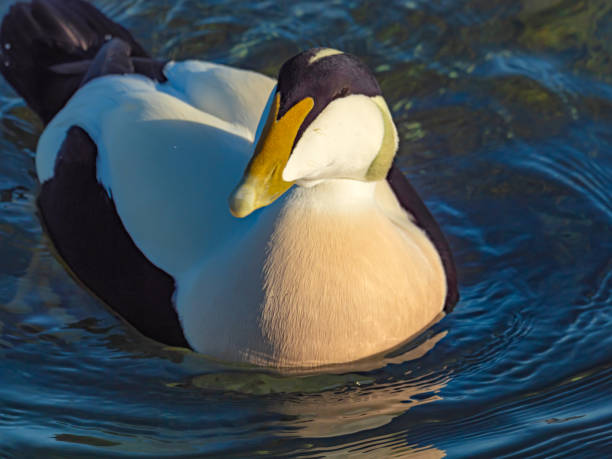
288,178,378,211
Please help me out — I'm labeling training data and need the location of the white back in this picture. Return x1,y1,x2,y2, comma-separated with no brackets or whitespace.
162,60,275,134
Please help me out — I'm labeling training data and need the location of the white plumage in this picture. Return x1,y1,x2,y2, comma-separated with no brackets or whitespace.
36,59,447,368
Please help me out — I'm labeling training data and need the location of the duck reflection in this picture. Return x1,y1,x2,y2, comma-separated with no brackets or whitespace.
274,372,448,439
186,332,449,456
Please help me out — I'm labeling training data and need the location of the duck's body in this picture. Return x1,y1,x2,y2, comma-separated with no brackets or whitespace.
183,179,446,366
1,0,457,368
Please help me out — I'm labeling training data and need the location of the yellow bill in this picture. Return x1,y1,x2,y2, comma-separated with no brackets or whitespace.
229,93,314,218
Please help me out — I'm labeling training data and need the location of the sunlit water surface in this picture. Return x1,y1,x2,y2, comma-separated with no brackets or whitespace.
1,0,611,457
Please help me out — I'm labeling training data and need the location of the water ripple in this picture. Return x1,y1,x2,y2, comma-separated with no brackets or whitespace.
1,0,611,456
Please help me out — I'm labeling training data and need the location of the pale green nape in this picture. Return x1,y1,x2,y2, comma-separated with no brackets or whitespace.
308,48,343,64
366,96,399,181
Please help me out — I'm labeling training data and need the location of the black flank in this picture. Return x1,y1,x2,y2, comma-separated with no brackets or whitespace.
387,163,459,312
39,126,190,348
1,0,188,347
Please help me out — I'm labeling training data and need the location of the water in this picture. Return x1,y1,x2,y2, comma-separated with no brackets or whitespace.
1,0,611,456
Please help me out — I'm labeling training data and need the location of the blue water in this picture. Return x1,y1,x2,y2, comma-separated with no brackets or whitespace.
1,0,611,456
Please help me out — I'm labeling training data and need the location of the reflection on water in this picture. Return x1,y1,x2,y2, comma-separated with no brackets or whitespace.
1,0,612,456
274,375,447,439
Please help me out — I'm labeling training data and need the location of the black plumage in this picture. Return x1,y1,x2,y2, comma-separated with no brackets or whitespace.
39,126,190,347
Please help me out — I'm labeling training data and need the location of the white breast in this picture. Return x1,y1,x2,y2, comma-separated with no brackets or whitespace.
178,179,446,368
258,180,447,367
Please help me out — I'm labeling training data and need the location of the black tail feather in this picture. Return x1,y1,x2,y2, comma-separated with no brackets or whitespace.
0,0,149,124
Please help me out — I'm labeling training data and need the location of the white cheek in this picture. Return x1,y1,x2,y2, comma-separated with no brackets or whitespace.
282,95,384,183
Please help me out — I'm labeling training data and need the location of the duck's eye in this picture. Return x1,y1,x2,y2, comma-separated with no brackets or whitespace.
334,87,349,99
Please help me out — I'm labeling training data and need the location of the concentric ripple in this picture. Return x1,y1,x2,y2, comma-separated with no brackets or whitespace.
1,0,611,457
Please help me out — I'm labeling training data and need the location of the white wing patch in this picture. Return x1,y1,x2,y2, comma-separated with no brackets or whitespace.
36,63,276,276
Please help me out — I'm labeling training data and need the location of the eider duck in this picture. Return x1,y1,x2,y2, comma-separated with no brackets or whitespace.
0,0,458,368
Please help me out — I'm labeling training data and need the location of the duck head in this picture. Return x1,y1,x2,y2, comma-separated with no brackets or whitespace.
229,48,399,218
